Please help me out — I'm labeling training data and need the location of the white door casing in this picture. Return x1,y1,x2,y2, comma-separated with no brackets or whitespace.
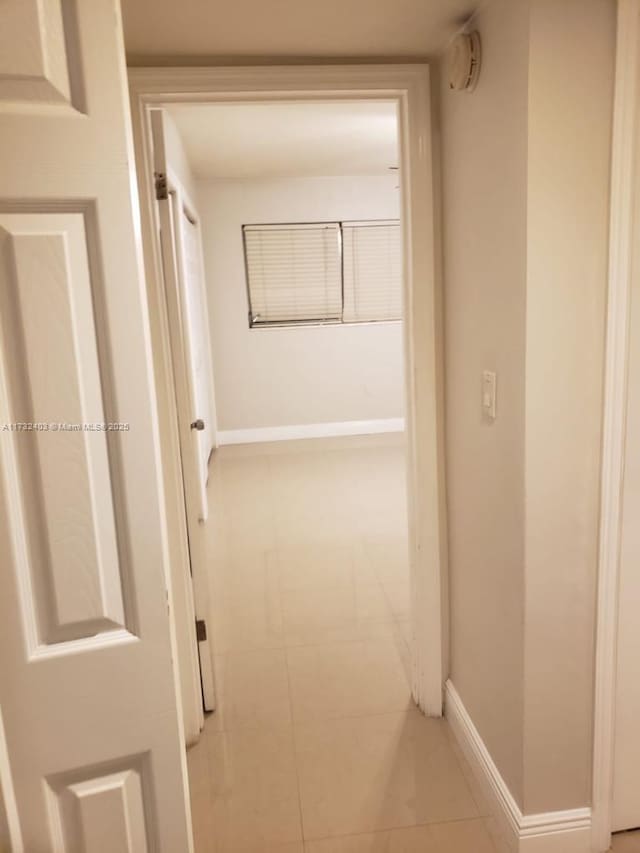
0,2,193,851
612,258,640,833
130,65,446,718
151,109,217,713
592,0,640,849
610,0,640,828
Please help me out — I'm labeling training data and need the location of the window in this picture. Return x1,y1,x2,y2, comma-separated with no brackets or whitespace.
342,221,401,323
243,220,402,327
243,223,342,325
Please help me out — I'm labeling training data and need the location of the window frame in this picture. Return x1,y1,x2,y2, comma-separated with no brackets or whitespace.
242,218,402,329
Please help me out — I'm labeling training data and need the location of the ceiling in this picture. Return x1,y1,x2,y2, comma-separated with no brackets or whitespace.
165,101,399,178
121,0,473,63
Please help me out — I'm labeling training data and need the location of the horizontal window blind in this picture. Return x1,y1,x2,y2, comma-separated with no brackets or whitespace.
244,223,342,325
342,221,402,323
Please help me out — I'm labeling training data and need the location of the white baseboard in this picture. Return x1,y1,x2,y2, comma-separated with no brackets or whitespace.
445,681,592,853
217,418,405,446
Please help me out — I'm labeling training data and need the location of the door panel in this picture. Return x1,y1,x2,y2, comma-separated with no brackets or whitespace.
0,0,73,106
170,200,208,522
0,213,125,646
179,209,216,506
0,2,192,850
48,759,150,852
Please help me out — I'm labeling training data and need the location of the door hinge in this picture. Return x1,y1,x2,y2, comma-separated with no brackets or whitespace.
195,619,207,642
154,171,168,201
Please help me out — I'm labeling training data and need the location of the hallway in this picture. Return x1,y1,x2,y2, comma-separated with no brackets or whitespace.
188,434,503,852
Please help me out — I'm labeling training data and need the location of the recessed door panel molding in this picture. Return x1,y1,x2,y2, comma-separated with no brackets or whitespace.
46,757,151,853
0,212,129,651
0,0,81,109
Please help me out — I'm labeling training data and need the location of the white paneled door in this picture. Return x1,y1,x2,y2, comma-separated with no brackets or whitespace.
151,109,216,713
0,2,193,851
181,212,217,491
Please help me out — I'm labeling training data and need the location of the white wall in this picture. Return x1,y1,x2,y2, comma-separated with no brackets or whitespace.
439,0,615,817
522,0,614,813
198,175,404,432
163,111,200,205
439,0,529,805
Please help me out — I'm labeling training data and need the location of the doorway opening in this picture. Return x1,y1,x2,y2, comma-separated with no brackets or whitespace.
130,64,447,851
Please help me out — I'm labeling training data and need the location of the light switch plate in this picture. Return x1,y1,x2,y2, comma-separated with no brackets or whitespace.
482,370,497,420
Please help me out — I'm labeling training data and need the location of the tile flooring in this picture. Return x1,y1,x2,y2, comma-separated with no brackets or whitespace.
188,434,506,852
612,832,640,851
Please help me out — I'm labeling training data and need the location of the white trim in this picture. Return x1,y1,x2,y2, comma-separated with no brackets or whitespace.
445,681,592,853
445,681,520,847
0,704,23,852
166,162,219,451
217,418,405,445
592,2,640,851
129,64,447,719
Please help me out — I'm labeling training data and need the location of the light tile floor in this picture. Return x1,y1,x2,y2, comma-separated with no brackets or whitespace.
611,831,640,851
189,434,508,852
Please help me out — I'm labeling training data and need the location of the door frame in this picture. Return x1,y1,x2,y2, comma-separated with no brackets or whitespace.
161,166,218,714
163,155,216,712
128,64,448,717
149,114,217,718
591,1,640,850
